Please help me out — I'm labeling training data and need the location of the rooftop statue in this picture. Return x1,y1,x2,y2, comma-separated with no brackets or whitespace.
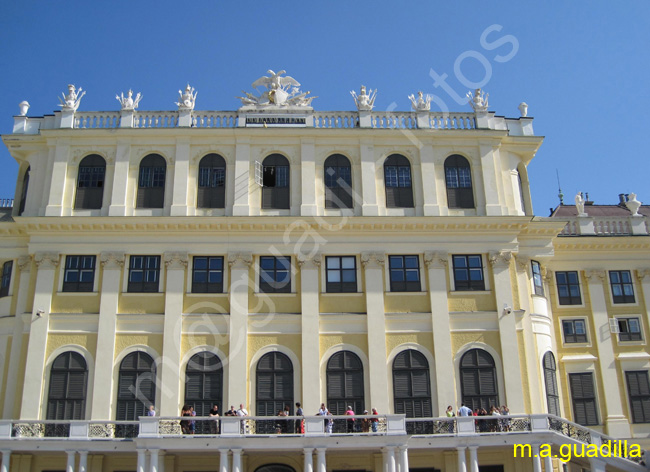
237,70,316,107
408,91,432,111
351,85,377,111
116,89,143,111
575,192,586,216
176,84,197,111
58,84,86,111
467,88,488,113
626,193,642,217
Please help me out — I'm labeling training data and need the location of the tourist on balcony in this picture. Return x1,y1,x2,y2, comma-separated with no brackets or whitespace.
457,403,472,416
225,405,237,416
237,403,249,434
209,404,220,434
276,408,286,434
295,402,304,433
318,403,329,429
189,406,197,434
500,405,511,431
361,410,370,433
345,405,356,433
180,405,191,434
370,408,379,433
490,405,501,432
147,405,156,416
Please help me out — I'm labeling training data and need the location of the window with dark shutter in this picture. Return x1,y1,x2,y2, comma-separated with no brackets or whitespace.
128,256,161,292
626,371,650,423
452,255,485,291
137,154,166,209
609,270,635,304
261,154,290,209
74,154,106,210
543,352,560,416
618,317,643,342
184,352,223,430
197,154,226,209
326,256,357,293
46,352,88,420
326,351,364,415
393,350,432,419
0,261,12,298
556,271,582,305
18,166,30,216
116,351,156,421
384,154,414,208
562,319,588,344
569,372,599,426
389,255,421,292
459,349,498,411
259,256,291,293
256,352,293,416
62,256,95,292
192,256,224,293
324,154,353,209
444,155,474,209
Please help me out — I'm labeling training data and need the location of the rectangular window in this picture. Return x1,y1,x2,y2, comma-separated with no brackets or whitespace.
192,256,224,293
618,317,642,342
259,256,291,293
452,255,485,291
556,271,581,305
626,371,650,423
326,256,357,293
569,372,599,426
389,255,421,292
531,260,544,296
562,319,588,343
62,256,96,292
0,261,12,298
128,256,161,292
609,270,635,303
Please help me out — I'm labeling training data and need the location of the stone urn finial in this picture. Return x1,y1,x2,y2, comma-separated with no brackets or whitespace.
626,193,642,217
18,101,30,116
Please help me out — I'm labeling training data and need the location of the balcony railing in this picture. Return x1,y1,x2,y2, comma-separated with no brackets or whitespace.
3,420,139,439
560,216,649,236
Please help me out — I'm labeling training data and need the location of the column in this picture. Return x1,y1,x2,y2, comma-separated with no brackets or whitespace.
397,446,408,472
303,448,313,472
468,446,478,472
425,252,455,414
170,138,190,216
232,138,251,216
419,144,441,216
588,458,606,472
78,452,88,472
585,269,631,437
543,455,552,472
232,449,242,472
360,140,379,216
149,450,160,472
382,447,396,472
3,256,31,417
479,142,504,216
20,252,59,419
66,451,76,472
137,450,146,472
456,448,467,472
45,140,70,216
531,444,541,472
300,138,317,216
299,255,321,414
91,252,124,419
489,251,525,414
108,140,131,216
227,253,252,407
160,252,188,416
316,448,327,472
362,253,389,412
0,450,10,472
219,449,229,472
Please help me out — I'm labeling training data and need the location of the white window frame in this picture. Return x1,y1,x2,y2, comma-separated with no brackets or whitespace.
254,255,296,294
559,316,591,347
186,255,229,295
384,254,425,293
553,270,585,308
448,253,491,292
58,254,100,294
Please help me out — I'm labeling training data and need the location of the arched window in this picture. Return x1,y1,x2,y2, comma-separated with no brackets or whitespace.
326,351,364,415
384,154,413,208
543,352,560,416
184,352,223,417
255,465,296,472
393,350,432,418
197,154,226,208
18,166,30,216
75,154,106,210
116,351,156,421
256,352,293,416
324,154,352,209
137,154,166,209
46,351,88,420
460,349,498,411
445,155,474,208
262,154,290,209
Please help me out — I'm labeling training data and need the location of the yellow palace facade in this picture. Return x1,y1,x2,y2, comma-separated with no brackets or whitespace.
0,78,648,472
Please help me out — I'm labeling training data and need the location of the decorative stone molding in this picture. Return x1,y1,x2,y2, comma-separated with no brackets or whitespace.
488,251,512,268
34,252,60,269
541,265,553,283
228,252,253,269
636,269,650,282
423,251,447,269
515,255,530,272
585,269,606,283
100,252,125,269
17,255,32,272
297,253,321,269
164,252,188,270
361,252,385,268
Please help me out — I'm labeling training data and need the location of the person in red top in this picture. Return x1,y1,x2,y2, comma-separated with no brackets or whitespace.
345,405,355,433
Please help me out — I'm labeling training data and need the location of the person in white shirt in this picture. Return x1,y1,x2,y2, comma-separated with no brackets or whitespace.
458,403,472,417
237,403,249,433
147,405,156,417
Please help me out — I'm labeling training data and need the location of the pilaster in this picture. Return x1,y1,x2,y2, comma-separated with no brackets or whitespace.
300,138,317,216
419,145,441,216
232,138,251,216
170,138,190,216
228,252,252,406
360,141,379,216
44,141,70,216
636,269,650,337
108,140,131,216
299,254,321,414
479,143,503,216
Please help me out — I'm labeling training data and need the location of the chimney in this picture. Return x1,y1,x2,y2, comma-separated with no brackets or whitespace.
619,193,627,205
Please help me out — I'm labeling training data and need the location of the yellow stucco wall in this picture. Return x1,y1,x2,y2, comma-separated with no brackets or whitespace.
12,334,30,417
319,333,368,359
183,295,230,314
118,294,165,314
51,294,101,314
319,293,366,313
45,333,98,361
385,332,434,358
451,331,502,358
448,292,496,312
517,330,531,414
114,334,163,359
0,336,12,410
384,293,430,313
180,334,229,360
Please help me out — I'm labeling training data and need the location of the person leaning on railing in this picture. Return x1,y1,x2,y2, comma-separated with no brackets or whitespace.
209,404,220,434
371,408,379,433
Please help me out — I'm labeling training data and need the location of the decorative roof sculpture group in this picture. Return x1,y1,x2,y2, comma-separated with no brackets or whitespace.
237,70,317,108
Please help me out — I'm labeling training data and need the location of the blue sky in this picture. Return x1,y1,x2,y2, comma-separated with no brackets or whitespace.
1,2,649,215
